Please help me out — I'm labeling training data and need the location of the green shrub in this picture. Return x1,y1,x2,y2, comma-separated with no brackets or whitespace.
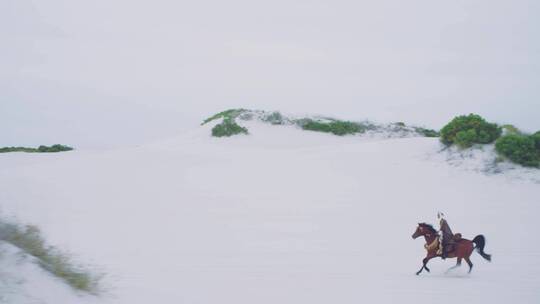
300,119,365,136
414,127,440,137
37,144,74,152
262,111,285,125
202,109,247,125
455,129,478,148
495,134,540,167
532,131,540,150
391,122,439,137
0,221,101,293
440,114,501,148
211,118,249,137
501,124,523,135
0,144,73,153
0,147,38,153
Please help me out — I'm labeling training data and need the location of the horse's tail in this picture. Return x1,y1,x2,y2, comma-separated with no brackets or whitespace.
472,235,491,262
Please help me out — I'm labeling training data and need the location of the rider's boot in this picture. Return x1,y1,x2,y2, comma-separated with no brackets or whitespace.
441,246,447,260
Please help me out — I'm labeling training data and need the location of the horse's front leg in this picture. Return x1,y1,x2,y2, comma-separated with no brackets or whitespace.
416,255,434,275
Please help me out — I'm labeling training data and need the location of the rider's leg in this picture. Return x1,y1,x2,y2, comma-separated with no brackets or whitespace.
441,243,447,259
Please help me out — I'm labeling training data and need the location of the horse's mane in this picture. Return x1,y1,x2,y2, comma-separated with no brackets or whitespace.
419,222,437,234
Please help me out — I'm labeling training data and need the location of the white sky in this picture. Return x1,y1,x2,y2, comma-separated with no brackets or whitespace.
1,0,539,148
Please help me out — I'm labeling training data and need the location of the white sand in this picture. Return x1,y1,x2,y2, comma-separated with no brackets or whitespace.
1,121,539,303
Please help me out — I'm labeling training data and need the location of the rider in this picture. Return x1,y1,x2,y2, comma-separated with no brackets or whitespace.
437,212,455,259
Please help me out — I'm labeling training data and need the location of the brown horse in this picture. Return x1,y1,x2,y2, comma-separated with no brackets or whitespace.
412,223,491,275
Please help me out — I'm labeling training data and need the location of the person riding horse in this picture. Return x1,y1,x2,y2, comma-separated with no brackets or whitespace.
412,218,492,275
437,212,455,259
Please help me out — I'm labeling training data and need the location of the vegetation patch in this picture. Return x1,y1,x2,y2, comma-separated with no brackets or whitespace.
533,131,540,150
391,122,439,137
501,124,523,136
414,127,440,138
261,111,285,125
440,114,539,168
202,109,443,139
0,144,74,153
440,114,501,148
299,119,366,136
0,147,38,153
201,109,247,125
0,220,101,294
211,118,249,137
495,133,540,167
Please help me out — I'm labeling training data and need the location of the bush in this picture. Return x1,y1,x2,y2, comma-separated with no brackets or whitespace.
440,114,501,148
0,144,73,153
495,134,540,167
501,124,523,135
262,111,285,125
0,147,37,153
455,129,477,147
414,127,440,138
0,221,101,293
532,131,540,150
300,119,365,136
37,144,74,152
211,118,249,137
202,109,247,125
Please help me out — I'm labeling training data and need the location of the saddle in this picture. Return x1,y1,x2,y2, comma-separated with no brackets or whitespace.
434,233,463,255
422,233,463,253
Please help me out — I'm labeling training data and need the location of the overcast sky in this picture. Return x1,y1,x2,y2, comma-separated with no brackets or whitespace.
2,0,539,148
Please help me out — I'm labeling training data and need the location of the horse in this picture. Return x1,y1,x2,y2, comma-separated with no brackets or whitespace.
412,223,491,275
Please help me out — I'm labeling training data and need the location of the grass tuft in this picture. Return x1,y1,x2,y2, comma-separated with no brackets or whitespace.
0,220,101,294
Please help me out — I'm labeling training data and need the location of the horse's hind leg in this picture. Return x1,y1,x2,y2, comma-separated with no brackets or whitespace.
465,257,473,273
445,257,462,274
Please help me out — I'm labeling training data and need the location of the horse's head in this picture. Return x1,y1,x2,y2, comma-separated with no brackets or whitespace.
412,223,436,239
